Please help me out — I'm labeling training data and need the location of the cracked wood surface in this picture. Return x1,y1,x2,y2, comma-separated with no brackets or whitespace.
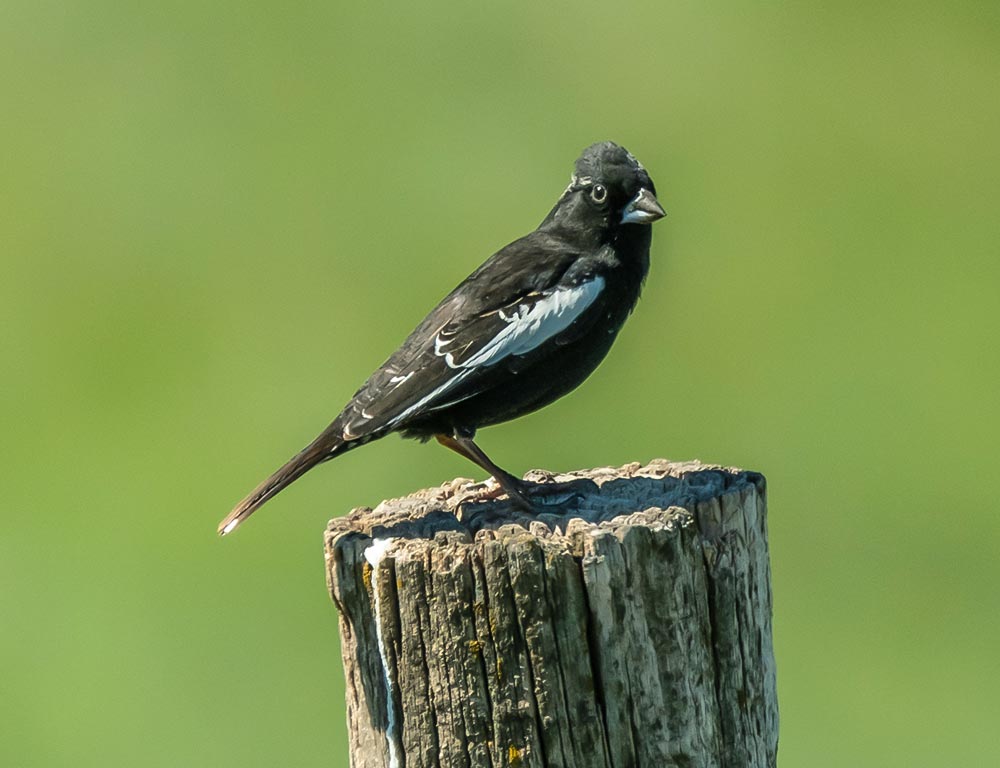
325,459,778,768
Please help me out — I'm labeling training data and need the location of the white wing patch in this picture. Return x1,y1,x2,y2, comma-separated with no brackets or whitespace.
388,372,413,387
386,277,605,429
385,369,475,427
438,277,605,370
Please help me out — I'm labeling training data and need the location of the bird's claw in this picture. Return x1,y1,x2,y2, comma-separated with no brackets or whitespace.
453,476,599,519
512,476,600,512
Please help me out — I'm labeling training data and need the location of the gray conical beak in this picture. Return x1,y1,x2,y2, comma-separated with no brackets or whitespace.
620,188,666,225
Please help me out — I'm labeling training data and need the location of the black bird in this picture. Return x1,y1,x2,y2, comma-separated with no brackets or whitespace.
218,141,665,535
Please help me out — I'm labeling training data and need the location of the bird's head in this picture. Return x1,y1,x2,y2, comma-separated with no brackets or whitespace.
541,141,665,240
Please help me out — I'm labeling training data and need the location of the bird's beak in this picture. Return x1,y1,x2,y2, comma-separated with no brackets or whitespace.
620,188,666,225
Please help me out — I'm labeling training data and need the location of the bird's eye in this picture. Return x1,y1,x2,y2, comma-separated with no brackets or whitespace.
590,184,608,204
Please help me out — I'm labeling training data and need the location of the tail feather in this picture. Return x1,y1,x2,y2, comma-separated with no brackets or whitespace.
218,426,353,536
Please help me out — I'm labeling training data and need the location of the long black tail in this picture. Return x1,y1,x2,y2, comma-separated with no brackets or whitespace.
217,422,363,536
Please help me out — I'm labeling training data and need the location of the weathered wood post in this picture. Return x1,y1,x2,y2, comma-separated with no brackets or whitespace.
325,459,778,768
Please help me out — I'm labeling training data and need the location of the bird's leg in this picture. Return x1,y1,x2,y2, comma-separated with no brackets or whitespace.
435,432,535,510
436,430,598,511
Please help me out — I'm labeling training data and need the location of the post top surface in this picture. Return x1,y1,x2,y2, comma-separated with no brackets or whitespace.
325,459,764,548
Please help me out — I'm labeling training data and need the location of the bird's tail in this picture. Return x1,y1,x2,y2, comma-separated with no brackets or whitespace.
217,423,358,536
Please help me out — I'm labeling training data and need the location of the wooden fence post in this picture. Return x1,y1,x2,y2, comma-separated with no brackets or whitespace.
325,459,778,768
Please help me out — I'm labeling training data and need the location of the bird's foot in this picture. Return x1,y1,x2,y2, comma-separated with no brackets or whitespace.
518,477,598,512
505,475,600,513
453,473,599,517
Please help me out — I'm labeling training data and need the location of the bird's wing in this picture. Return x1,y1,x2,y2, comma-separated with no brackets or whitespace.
338,234,609,438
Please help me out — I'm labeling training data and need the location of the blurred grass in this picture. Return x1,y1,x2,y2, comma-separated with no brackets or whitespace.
2,1,999,766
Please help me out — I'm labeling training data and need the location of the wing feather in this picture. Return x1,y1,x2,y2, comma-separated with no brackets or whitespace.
338,233,607,436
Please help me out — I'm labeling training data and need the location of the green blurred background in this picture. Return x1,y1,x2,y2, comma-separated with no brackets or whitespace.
3,1,998,765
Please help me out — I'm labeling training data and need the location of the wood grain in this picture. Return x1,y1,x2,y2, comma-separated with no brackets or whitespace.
325,459,777,768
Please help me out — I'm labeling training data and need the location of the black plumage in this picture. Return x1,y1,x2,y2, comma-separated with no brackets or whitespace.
219,141,665,535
